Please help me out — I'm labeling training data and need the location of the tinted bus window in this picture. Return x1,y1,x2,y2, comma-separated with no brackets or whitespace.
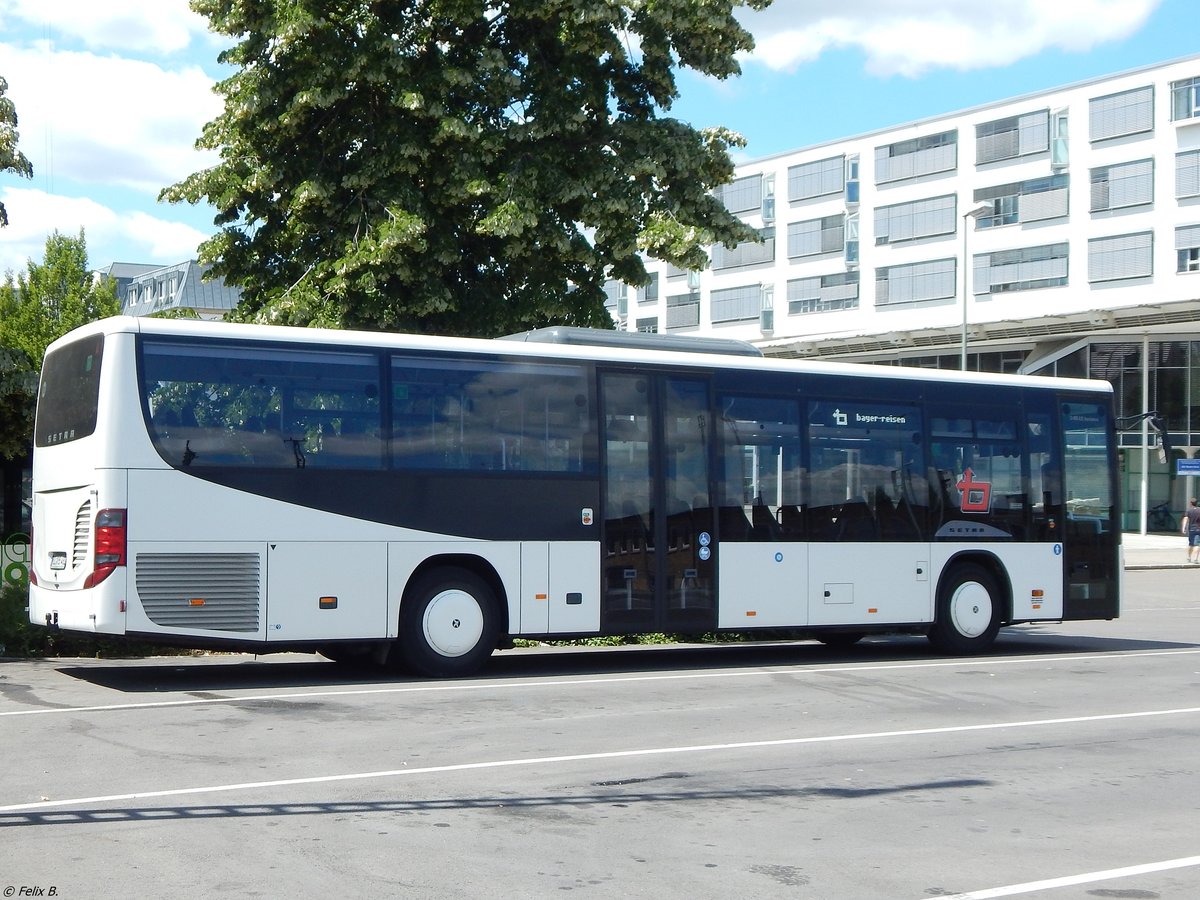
929,407,1026,539
35,334,104,446
808,400,927,541
391,357,593,473
141,340,383,469
718,395,803,540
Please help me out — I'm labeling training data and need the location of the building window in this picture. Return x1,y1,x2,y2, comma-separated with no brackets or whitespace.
975,110,1049,164
1177,150,1200,199
1089,85,1154,142
876,258,956,307
874,194,956,245
603,279,627,311
1171,77,1200,122
1051,108,1069,168
1088,232,1153,282
639,273,659,304
711,285,761,324
973,243,1068,294
714,174,763,214
712,227,775,271
1176,225,1200,273
1090,158,1154,211
635,317,659,333
787,155,844,202
787,215,844,259
975,174,1069,227
875,130,957,184
665,292,700,331
787,272,860,315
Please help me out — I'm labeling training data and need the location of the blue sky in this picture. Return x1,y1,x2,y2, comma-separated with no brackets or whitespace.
0,0,1194,276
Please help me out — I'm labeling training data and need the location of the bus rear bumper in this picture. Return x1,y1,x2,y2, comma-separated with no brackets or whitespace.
28,578,127,635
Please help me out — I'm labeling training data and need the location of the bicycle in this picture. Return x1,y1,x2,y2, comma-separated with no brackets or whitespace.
1147,501,1177,532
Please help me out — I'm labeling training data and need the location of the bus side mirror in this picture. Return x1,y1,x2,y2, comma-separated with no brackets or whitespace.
1150,415,1171,465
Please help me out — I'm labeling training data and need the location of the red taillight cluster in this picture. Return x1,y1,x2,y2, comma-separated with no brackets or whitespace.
84,508,126,588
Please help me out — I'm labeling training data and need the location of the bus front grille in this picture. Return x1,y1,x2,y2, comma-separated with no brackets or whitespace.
135,553,261,633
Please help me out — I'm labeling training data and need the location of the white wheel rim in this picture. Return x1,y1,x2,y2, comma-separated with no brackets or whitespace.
949,581,992,638
422,589,485,658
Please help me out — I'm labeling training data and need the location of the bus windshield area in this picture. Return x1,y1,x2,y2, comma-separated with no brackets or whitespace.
35,333,105,447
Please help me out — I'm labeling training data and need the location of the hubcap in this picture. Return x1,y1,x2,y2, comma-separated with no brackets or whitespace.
422,589,485,658
949,581,992,638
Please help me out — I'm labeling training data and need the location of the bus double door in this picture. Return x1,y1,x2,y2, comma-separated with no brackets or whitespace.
601,373,716,634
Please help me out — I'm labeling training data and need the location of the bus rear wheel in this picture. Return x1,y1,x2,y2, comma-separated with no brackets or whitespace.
928,563,1003,655
396,568,499,678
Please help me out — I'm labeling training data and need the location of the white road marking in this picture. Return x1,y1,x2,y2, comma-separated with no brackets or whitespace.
2,648,1199,718
938,854,1200,898
1,704,1198,814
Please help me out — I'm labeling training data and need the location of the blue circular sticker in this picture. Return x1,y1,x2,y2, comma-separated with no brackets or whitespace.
699,546,711,561
775,552,784,563
699,532,711,547
1053,543,1063,556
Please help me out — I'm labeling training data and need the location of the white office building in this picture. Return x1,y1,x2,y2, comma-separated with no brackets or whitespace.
610,53,1200,532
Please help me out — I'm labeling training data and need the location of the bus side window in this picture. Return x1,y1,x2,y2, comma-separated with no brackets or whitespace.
717,394,803,542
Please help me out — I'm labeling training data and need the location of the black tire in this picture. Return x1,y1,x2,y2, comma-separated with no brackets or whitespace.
397,568,500,677
928,563,1004,654
817,632,866,648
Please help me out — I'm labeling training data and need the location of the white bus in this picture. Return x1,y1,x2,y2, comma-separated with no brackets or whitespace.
28,316,1120,675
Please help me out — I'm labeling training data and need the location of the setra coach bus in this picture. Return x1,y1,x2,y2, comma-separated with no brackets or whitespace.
28,316,1120,675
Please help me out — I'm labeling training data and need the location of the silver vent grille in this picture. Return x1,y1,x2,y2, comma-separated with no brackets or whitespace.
72,500,92,568
136,553,261,632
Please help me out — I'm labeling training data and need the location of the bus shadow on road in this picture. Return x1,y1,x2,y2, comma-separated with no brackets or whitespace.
54,631,1199,694
0,776,993,828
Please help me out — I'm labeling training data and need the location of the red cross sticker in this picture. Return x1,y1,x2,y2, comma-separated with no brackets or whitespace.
957,468,992,514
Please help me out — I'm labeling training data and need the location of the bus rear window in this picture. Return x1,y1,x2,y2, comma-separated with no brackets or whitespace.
35,334,104,447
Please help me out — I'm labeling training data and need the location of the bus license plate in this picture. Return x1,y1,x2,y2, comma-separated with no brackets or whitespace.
49,552,67,571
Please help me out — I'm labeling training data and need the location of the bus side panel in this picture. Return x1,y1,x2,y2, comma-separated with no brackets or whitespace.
930,543,1065,620
125,541,268,642
718,543,809,629
265,542,387,642
808,543,932,627
548,542,601,633
387,542,522,639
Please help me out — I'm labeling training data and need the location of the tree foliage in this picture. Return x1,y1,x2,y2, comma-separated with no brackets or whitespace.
0,74,34,229
0,231,119,459
163,0,770,336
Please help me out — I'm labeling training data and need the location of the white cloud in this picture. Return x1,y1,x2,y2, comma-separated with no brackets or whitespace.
0,43,222,194
0,0,212,56
0,187,206,275
739,0,1162,77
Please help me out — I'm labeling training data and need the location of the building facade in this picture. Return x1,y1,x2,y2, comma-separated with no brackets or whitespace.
609,54,1200,532
99,259,241,320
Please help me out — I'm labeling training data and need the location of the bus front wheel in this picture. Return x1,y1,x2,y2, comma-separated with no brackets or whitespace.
397,568,499,677
928,563,1003,655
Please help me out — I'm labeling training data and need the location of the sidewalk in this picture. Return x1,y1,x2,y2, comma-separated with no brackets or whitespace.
1122,530,1196,570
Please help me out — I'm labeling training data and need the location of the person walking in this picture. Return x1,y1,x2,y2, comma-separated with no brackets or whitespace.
1185,498,1200,563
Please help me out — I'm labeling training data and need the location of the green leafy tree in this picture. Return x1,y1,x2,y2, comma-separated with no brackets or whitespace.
0,344,35,459
0,74,34,228
0,231,119,458
163,0,769,336
0,230,120,368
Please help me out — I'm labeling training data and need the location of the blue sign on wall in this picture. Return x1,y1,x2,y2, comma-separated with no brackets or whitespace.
1176,458,1200,475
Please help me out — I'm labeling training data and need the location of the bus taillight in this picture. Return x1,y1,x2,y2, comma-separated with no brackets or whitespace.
85,508,126,588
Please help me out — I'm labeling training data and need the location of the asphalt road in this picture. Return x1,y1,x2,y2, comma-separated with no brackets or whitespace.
1,568,1198,899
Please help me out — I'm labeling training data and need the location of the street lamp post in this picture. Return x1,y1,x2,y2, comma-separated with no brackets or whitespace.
961,203,995,370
